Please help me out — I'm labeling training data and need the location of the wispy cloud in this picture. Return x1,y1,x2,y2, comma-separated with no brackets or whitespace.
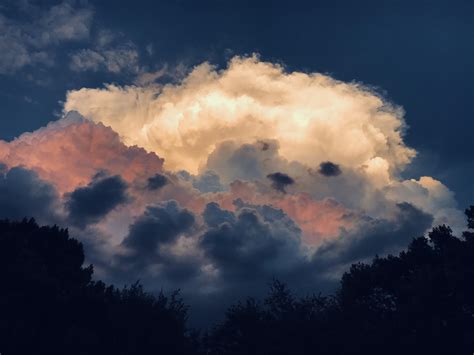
0,1,93,74
69,30,140,74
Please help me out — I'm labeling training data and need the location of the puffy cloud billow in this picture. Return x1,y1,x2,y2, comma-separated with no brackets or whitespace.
0,56,465,321
64,55,415,177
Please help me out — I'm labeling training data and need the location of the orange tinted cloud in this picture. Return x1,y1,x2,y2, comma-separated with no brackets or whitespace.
210,180,352,245
64,56,416,177
0,113,164,194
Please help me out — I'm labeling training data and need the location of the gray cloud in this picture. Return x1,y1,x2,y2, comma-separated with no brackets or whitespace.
192,170,225,193
177,170,225,193
312,203,433,271
69,46,139,74
203,202,236,228
121,200,195,259
69,30,139,74
206,140,285,184
66,174,129,228
0,1,93,74
147,173,168,191
0,165,60,223
114,200,199,285
200,202,304,287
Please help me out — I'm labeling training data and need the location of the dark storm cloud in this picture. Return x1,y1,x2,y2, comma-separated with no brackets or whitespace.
203,202,236,228
122,200,195,256
318,161,342,177
0,165,60,223
200,202,303,284
312,203,433,269
117,200,198,283
267,172,295,193
147,173,168,190
98,197,436,326
66,174,129,228
198,200,435,300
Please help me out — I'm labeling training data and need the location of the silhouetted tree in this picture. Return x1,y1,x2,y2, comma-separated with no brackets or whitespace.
0,218,196,355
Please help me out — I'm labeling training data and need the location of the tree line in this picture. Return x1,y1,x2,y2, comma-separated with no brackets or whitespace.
1,207,474,354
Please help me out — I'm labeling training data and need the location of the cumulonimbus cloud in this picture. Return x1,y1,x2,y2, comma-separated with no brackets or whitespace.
0,56,466,320
64,55,415,180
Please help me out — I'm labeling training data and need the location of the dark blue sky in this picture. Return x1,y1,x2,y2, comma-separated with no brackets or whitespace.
1,0,472,206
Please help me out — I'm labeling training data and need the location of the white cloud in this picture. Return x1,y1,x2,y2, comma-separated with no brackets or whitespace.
65,55,415,175
63,55,463,232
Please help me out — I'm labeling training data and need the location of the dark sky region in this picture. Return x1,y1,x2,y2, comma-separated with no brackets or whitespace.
0,0,472,325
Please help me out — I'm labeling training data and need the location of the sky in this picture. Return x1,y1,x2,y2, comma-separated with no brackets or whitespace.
0,0,472,324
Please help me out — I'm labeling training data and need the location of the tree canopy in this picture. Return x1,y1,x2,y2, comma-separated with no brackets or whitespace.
0,218,195,355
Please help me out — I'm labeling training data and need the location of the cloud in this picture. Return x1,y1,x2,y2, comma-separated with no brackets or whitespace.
0,1,93,74
69,49,104,71
193,170,225,193
204,140,286,185
134,67,168,86
318,161,342,177
69,45,139,74
200,202,305,289
69,28,140,74
37,1,92,43
117,200,198,284
66,174,129,228
64,55,415,176
266,172,295,193
202,202,236,228
64,55,459,230
122,201,195,255
0,54,465,321
147,173,168,190
0,165,61,223
312,203,434,274
384,176,465,233
178,170,225,193
0,111,164,193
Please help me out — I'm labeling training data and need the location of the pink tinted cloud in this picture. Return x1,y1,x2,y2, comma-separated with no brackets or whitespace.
211,180,353,245
0,116,353,247
0,118,164,193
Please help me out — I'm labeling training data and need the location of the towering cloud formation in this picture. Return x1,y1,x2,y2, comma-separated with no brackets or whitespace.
0,56,465,321
64,55,415,179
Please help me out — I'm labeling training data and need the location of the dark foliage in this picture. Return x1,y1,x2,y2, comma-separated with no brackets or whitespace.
0,218,196,355
206,206,474,355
